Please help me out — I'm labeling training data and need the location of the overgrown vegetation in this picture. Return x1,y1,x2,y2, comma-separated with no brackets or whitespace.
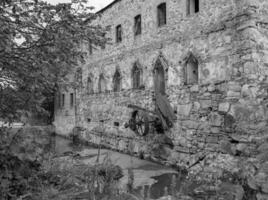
0,0,108,122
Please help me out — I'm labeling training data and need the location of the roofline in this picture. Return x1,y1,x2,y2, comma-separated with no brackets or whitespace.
96,0,122,14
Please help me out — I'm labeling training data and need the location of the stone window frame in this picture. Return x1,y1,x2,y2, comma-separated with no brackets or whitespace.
61,93,65,108
157,2,167,27
186,0,200,16
152,53,169,94
57,93,61,108
116,24,122,43
113,68,122,92
182,52,199,85
70,93,74,108
86,73,94,94
131,61,143,89
134,14,142,36
98,73,107,93
88,39,93,55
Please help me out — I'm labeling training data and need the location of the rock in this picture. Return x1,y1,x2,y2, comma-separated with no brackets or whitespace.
200,99,212,109
219,102,230,113
209,112,223,126
256,193,268,200
218,182,244,200
190,85,199,92
227,91,241,98
258,143,268,153
177,104,192,116
208,84,216,92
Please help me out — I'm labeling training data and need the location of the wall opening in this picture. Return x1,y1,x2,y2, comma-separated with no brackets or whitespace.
116,24,122,43
61,94,65,108
87,76,94,94
154,58,166,95
98,74,106,93
157,3,167,27
88,39,93,55
186,54,199,84
132,63,142,89
113,69,121,92
134,15,141,36
70,93,74,107
187,0,199,15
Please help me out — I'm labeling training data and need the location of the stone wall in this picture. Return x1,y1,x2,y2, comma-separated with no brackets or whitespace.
54,0,268,198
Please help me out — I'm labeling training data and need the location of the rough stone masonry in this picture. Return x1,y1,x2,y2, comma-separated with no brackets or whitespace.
54,0,268,198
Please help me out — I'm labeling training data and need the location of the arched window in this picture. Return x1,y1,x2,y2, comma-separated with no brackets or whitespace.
113,69,121,92
157,3,166,27
132,63,142,89
154,58,166,95
98,74,106,93
87,76,94,94
186,54,198,84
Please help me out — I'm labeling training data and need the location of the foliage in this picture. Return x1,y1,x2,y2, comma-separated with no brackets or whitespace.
0,0,108,122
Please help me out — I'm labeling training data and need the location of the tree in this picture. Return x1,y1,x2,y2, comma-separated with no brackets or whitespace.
0,0,108,122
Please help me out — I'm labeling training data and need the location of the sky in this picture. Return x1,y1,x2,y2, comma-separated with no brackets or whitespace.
44,0,114,12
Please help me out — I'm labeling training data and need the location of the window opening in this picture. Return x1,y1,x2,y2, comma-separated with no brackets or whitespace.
187,0,199,15
113,69,121,92
87,77,93,94
134,15,141,36
132,63,141,89
154,59,165,95
157,3,167,27
116,25,122,43
61,94,65,108
70,93,74,107
98,74,106,93
186,55,198,84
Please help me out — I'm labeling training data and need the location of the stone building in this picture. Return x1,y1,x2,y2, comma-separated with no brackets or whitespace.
54,0,268,196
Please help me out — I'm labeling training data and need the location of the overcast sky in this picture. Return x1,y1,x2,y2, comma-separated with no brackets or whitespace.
44,0,114,11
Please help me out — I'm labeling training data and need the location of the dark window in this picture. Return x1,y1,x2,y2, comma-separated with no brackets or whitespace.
132,64,141,89
88,40,93,55
87,77,93,94
186,55,198,84
58,93,61,108
187,0,199,15
98,74,106,93
113,70,121,92
116,25,122,43
70,93,74,107
157,3,167,27
61,94,65,108
134,15,141,36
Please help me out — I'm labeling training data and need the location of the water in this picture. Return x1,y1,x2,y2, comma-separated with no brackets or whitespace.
52,136,192,199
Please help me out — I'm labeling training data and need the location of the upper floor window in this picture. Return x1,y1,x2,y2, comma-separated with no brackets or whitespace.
70,93,74,107
187,0,199,15
134,15,141,36
116,25,122,43
132,63,142,89
113,69,121,92
157,3,167,27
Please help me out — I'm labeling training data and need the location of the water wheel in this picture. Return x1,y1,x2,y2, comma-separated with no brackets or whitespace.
131,110,149,136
